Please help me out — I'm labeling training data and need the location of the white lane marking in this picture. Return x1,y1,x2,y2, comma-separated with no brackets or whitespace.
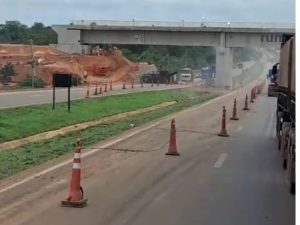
74,153,81,159
0,87,86,96
214,153,228,168
0,120,161,195
29,94,43,98
0,178,67,219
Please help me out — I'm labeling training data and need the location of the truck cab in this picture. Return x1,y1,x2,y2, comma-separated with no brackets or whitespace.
179,68,192,82
267,63,279,96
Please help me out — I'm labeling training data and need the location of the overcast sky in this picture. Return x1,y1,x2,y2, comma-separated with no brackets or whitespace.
0,0,295,26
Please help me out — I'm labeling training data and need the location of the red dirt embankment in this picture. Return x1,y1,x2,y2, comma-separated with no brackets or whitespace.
0,44,142,85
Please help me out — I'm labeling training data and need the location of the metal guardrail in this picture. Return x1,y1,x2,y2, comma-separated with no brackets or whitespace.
70,20,295,29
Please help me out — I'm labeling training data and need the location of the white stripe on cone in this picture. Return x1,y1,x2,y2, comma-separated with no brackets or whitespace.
74,153,81,159
73,163,81,169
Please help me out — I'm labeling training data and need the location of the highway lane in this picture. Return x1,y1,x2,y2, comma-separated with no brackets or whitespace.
0,83,187,109
0,84,294,225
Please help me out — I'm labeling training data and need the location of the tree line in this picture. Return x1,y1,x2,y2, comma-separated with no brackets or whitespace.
121,45,261,72
0,21,57,45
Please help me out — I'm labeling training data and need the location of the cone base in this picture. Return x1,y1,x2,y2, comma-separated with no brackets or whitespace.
243,107,249,110
61,198,88,208
165,152,180,156
230,117,239,120
218,133,229,137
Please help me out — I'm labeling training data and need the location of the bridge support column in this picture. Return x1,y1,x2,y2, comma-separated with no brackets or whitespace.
215,32,233,89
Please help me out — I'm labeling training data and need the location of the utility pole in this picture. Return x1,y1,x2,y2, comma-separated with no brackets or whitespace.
167,52,170,71
30,39,36,88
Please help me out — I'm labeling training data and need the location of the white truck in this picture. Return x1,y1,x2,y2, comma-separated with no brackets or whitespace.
179,68,192,83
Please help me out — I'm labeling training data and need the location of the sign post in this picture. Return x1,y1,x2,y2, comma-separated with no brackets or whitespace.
52,73,72,112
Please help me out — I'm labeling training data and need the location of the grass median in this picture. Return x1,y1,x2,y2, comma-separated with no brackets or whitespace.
0,92,218,179
1,89,202,143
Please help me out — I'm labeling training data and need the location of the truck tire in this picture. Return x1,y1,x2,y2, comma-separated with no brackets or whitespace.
287,129,295,195
290,182,295,194
276,111,283,150
281,122,291,169
283,159,287,169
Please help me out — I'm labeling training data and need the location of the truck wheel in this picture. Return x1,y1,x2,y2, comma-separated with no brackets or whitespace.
290,182,295,194
287,129,295,195
276,111,283,146
283,159,287,169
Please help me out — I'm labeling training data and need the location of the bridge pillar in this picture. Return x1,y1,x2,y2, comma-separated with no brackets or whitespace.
215,33,233,89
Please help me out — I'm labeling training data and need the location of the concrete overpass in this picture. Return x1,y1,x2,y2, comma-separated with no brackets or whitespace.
51,20,295,88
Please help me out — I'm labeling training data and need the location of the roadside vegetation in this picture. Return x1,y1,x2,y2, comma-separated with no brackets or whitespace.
18,75,45,88
0,63,15,85
0,21,57,45
0,89,212,143
0,91,218,179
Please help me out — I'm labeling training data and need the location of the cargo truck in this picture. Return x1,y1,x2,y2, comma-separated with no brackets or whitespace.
276,34,295,194
179,68,192,82
267,63,279,96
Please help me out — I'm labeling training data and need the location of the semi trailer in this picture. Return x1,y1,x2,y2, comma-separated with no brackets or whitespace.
276,34,295,194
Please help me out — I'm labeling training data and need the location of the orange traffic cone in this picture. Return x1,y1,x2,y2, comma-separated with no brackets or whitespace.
94,85,98,95
166,119,180,156
218,106,229,137
110,80,113,91
61,139,88,207
243,94,250,110
257,87,261,94
104,83,108,92
123,82,126,89
230,98,239,120
250,89,254,103
85,85,90,98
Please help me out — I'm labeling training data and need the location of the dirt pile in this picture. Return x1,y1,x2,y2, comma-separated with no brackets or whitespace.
0,44,142,85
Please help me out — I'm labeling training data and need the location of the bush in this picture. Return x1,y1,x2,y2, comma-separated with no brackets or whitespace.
19,75,45,88
0,63,15,84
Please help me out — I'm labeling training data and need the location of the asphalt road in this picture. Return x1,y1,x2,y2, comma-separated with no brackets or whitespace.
0,83,187,109
0,84,294,225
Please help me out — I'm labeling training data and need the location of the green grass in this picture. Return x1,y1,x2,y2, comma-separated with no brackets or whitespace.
0,89,204,143
0,92,218,179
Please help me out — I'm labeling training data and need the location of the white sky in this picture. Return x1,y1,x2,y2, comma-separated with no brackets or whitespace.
0,0,295,26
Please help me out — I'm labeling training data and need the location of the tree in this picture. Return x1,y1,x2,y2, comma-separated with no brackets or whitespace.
0,63,15,84
0,21,57,45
